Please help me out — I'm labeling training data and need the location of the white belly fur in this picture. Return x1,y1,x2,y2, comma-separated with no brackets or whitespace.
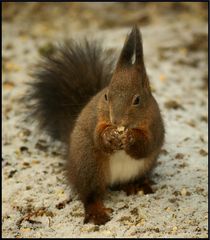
109,150,148,185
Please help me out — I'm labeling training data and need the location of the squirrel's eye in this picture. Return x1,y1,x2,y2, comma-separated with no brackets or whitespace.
133,95,140,105
104,93,108,101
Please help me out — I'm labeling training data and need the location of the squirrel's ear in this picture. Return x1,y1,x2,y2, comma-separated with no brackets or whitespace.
115,27,136,69
133,26,145,72
116,26,146,74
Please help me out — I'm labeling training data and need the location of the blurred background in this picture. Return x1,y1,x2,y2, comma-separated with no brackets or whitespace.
2,2,207,30
2,2,208,89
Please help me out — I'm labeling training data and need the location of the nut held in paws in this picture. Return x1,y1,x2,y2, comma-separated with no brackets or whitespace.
117,126,125,133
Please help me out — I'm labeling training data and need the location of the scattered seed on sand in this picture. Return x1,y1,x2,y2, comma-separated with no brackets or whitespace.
178,162,188,168
175,153,184,159
164,100,184,110
55,199,72,210
130,207,139,216
8,170,17,178
199,149,208,156
160,149,168,155
200,115,207,122
186,120,196,128
35,142,48,151
38,42,56,57
20,146,29,153
169,198,177,203
181,188,191,196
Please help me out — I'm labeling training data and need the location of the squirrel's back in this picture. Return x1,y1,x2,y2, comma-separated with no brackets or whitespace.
27,39,114,142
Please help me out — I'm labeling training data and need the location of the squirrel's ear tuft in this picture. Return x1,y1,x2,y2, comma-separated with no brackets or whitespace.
116,26,146,74
116,27,135,69
133,25,145,69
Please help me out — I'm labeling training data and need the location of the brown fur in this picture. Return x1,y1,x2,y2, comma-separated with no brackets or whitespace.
111,178,154,196
84,199,112,225
29,26,165,225
67,27,164,224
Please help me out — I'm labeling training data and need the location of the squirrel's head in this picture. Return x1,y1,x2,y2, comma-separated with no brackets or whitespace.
105,26,152,128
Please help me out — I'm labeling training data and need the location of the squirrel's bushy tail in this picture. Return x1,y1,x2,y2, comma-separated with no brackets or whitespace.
26,39,114,142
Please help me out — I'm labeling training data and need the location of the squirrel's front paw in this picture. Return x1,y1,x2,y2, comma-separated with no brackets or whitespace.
122,128,151,158
102,126,123,153
121,129,136,149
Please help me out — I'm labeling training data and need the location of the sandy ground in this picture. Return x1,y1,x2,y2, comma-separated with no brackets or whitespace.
2,3,208,238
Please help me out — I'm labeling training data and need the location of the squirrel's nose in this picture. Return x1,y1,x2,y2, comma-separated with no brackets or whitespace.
112,119,118,125
110,111,127,127
111,116,121,126
111,118,127,128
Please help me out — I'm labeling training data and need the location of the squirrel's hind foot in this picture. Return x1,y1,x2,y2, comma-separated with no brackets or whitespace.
84,200,112,225
110,178,154,196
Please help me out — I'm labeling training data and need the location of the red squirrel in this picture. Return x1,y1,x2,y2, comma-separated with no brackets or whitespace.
27,26,165,225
